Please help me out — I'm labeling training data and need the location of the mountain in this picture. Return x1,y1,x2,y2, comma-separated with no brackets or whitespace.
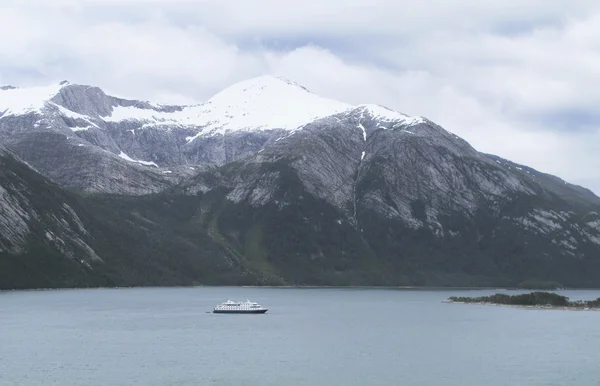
0,76,350,194
1,76,600,289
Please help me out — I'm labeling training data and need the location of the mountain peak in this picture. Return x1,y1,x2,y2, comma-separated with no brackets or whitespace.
222,75,311,93
184,75,351,137
206,75,316,105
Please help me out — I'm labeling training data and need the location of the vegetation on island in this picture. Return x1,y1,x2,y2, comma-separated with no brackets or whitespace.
448,292,600,308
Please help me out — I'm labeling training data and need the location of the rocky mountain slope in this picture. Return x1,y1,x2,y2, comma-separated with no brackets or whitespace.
0,147,264,290
0,146,104,288
1,76,600,289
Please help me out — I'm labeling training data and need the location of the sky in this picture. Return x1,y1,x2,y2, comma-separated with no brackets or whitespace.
2,0,600,195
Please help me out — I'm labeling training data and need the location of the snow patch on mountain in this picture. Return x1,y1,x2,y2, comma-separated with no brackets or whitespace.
357,104,425,126
49,102,89,120
358,123,367,141
70,126,94,132
0,82,66,118
48,102,100,130
118,151,158,167
103,105,183,123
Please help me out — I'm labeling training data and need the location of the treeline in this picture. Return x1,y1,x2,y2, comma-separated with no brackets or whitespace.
448,292,600,308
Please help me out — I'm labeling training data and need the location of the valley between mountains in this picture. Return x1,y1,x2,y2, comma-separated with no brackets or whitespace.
1,76,600,290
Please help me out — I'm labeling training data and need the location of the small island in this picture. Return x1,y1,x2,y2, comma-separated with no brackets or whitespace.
446,291,600,310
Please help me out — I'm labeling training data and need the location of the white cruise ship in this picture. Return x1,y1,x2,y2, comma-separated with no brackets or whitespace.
213,299,268,314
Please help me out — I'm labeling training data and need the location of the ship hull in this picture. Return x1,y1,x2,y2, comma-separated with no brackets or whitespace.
213,309,268,314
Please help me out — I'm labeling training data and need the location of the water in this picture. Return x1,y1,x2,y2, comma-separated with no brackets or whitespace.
1,287,599,386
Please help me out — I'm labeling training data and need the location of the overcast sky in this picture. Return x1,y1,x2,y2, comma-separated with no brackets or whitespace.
2,0,600,195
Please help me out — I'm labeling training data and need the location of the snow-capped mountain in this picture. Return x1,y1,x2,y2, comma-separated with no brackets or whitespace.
0,75,428,194
1,75,600,289
0,75,417,135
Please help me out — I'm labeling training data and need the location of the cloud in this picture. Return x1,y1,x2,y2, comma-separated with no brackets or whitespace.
2,0,600,194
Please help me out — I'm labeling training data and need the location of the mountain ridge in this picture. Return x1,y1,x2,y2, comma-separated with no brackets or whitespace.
0,76,427,136
3,76,593,197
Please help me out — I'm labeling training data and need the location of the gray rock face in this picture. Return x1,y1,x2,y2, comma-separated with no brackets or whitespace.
213,106,526,219
0,147,100,264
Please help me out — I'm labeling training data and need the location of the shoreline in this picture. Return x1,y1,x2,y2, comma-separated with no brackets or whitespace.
0,285,451,293
3,283,600,293
444,300,600,311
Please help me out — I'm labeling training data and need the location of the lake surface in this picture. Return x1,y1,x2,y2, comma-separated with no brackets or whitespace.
1,287,599,386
